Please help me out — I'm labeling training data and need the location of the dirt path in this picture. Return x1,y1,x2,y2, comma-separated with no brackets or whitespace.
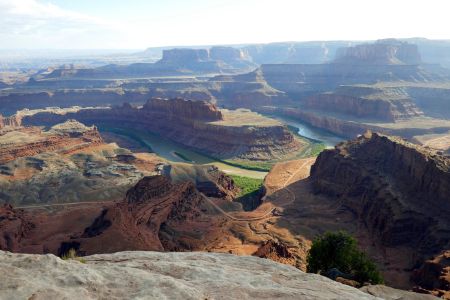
206,157,315,221
202,195,276,222
17,158,313,220
277,157,315,207
16,201,115,210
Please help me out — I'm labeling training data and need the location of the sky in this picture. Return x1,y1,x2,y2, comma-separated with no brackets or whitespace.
0,0,449,49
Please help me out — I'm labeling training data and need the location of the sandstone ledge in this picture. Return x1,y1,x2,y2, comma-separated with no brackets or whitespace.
0,250,381,300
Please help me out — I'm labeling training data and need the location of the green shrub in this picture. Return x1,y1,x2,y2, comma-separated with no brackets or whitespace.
306,231,383,285
230,175,264,211
230,175,263,197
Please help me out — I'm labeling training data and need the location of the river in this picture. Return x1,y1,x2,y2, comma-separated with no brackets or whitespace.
269,115,344,147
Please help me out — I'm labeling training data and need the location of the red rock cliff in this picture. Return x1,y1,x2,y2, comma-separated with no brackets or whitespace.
0,120,103,164
310,132,450,294
19,99,302,161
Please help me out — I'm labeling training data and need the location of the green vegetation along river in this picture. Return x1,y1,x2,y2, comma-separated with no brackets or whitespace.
98,125,268,179
97,116,343,180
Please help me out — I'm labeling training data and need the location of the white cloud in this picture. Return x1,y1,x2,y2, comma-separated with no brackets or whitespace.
0,0,121,48
1,0,450,49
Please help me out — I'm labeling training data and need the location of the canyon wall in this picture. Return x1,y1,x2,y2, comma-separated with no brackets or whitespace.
407,86,450,119
18,98,302,160
310,132,450,294
260,63,449,97
0,120,103,164
259,106,450,140
0,88,215,115
210,69,291,108
304,86,424,121
0,175,206,255
0,114,21,128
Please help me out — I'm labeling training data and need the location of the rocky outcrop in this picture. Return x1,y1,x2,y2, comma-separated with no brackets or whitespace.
0,175,207,255
360,285,438,300
142,97,223,121
79,175,205,253
0,120,103,164
0,114,21,128
0,205,33,252
0,250,385,300
17,98,302,161
192,165,239,200
310,132,450,295
253,240,297,267
412,251,450,299
334,39,422,65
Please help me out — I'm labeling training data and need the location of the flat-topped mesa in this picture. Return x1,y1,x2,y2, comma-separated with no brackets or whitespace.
143,98,223,121
210,46,247,62
156,47,255,72
159,48,210,64
334,39,422,65
304,85,424,121
258,40,449,98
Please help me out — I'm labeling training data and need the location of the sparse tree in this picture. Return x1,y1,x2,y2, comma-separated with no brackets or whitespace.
306,231,383,285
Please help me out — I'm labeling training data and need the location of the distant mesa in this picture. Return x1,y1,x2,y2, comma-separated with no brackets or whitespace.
159,48,210,64
210,46,249,62
155,46,255,72
304,85,424,122
39,46,256,80
334,39,422,65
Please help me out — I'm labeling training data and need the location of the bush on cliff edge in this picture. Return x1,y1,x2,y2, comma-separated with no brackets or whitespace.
306,231,383,285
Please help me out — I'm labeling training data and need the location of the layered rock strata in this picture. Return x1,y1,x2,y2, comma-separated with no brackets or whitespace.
305,86,423,121
0,120,103,164
17,98,302,160
310,132,450,296
0,175,207,255
334,39,422,65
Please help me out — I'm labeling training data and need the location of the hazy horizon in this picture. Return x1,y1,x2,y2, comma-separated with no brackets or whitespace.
1,0,450,50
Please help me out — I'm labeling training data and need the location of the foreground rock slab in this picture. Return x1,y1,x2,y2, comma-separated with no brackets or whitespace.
0,250,380,300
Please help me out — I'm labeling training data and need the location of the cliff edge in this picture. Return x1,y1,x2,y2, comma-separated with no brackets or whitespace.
0,250,385,299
